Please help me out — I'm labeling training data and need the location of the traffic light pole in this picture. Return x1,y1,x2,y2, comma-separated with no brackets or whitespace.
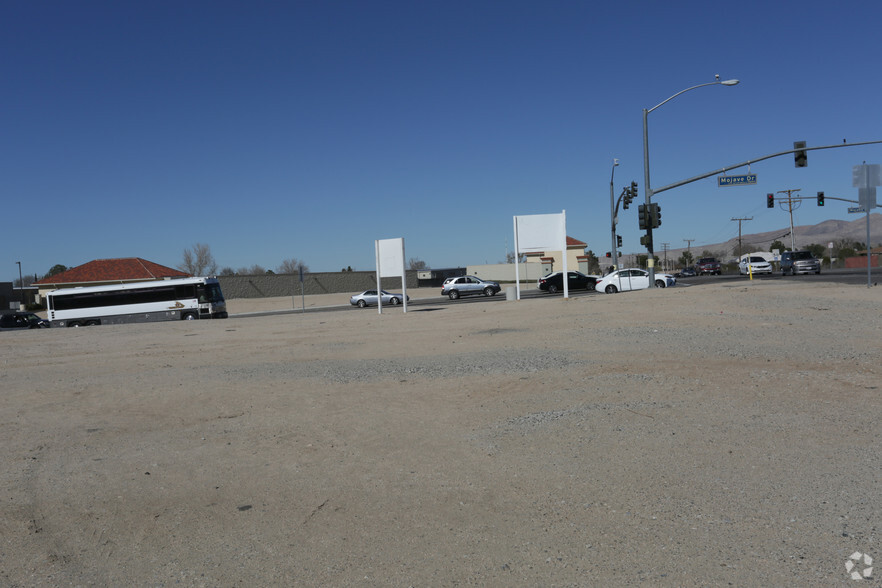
609,159,619,272
642,107,656,285
640,139,882,287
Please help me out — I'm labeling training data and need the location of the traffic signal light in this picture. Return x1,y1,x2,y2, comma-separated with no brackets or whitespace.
630,181,638,199
622,188,631,209
817,191,825,206
605,252,611,257
638,204,647,230
767,193,774,208
616,235,623,248
649,203,661,228
794,141,807,167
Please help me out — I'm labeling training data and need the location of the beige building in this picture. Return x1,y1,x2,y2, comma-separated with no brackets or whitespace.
524,236,590,274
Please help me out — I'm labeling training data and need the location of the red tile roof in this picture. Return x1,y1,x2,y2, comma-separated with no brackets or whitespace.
523,236,587,257
34,258,190,286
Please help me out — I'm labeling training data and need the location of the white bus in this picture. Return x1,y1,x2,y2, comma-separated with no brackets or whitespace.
46,277,228,327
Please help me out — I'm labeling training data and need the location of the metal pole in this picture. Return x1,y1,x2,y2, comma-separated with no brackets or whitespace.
609,159,620,272
642,108,655,285
16,261,23,307
867,209,872,288
641,79,740,287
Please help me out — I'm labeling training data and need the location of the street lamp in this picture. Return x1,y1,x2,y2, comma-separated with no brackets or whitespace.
609,158,620,272
642,77,740,286
16,261,23,309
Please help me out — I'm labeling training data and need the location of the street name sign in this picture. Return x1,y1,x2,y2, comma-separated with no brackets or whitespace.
848,207,866,214
718,174,757,187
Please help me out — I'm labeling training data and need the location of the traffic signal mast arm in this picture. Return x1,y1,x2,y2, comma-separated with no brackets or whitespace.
651,140,882,197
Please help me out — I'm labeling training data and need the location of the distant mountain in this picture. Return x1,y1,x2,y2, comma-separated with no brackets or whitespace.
662,213,882,261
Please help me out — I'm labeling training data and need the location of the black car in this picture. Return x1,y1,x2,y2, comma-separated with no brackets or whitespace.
0,312,50,330
538,271,599,294
676,267,697,278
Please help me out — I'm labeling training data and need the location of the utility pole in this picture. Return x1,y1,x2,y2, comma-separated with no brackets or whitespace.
775,189,801,251
730,217,752,259
661,242,670,272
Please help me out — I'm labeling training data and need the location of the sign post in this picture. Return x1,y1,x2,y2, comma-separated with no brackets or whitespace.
852,163,880,288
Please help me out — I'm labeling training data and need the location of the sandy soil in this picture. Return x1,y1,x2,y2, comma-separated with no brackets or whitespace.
2,280,880,586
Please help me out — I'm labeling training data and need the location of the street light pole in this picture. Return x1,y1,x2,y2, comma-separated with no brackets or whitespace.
16,261,23,309
609,158,620,272
642,77,739,286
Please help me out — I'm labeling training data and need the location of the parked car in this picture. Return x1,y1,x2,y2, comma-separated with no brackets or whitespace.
695,257,722,275
349,290,409,308
781,250,821,275
441,276,501,300
675,267,697,278
739,256,773,275
0,312,50,330
595,268,676,293
538,271,599,293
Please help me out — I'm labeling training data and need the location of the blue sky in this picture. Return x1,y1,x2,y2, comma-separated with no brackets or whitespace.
4,0,882,280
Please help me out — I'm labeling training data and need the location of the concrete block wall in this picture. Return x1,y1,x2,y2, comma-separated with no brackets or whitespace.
465,263,545,283
218,271,419,299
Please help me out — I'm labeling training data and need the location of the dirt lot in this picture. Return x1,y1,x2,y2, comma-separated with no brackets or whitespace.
2,280,880,586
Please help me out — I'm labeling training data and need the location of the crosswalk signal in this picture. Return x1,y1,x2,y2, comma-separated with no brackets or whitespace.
794,141,807,168
767,193,775,208
817,191,825,206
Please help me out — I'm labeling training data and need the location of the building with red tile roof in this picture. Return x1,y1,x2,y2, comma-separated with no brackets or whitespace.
524,236,588,273
33,258,190,300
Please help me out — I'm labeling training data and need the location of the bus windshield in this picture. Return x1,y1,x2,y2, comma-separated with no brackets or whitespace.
199,282,225,304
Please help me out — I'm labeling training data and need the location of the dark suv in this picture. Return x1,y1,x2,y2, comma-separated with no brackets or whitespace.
695,257,721,275
781,251,821,275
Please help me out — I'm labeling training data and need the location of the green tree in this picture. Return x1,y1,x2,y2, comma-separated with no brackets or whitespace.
44,264,68,278
805,243,827,258
833,239,865,260
769,240,786,253
678,250,694,267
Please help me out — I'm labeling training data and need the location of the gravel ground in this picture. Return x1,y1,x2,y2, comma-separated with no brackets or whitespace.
1,280,880,586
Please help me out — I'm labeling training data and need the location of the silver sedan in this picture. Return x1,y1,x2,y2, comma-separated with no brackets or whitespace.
349,290,409,308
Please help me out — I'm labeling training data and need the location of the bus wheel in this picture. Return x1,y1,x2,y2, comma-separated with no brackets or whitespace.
68,321,82,328
84,320,100,326
182,313,198,321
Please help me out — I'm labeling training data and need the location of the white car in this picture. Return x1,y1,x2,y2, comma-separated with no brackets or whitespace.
595,268,676,294
739,256,773,275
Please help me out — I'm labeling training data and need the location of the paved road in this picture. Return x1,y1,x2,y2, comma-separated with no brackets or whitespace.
232,268,876,319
